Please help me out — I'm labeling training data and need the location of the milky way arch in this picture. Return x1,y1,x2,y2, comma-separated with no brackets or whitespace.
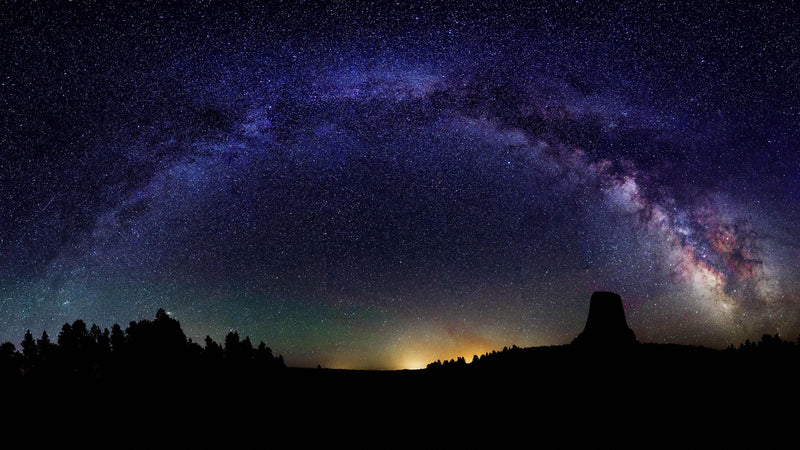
2,2,799,368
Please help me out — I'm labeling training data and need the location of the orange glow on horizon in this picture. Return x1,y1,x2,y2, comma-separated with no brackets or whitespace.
394,345,499,370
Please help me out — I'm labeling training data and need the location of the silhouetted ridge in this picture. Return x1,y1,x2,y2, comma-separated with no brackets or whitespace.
572,291,637,347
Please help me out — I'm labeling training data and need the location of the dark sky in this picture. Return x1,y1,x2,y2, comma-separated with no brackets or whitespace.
2,1,799,369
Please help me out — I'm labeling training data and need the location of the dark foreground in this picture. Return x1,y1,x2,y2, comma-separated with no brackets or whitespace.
7,344,799,449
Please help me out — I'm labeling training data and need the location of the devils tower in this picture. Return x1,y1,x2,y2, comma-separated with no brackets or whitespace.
572,291,637,347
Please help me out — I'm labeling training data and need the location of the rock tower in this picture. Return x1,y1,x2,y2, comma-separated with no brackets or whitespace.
572,291,637,347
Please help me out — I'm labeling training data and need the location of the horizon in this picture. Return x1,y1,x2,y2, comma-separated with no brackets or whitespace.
2,295,794,371
2,2,799,371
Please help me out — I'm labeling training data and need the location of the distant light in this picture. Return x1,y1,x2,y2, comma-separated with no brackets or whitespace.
401,360,427,370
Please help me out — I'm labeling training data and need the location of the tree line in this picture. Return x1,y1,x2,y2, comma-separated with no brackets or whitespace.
0,308,285,381
427,334,800,370
426,344,529,370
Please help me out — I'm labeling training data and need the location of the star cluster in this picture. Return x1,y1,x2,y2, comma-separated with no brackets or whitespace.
1,1,799,369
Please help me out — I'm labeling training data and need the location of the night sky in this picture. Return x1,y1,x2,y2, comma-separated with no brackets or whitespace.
2,1,799,369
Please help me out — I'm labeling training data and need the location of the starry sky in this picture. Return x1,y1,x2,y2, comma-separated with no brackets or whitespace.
1,1,799,369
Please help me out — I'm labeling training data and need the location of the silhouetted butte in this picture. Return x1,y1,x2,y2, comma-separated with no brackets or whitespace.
572,291,637,347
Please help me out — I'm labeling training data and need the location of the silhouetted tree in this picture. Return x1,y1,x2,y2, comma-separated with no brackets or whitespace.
88,324,111,362
110,323,126,353
57,322,72,349
204,335,224,362
152,308,187,355
0,342,19,379
21,329,38,362
37,330,54,359
56,319,97,375
122,310,188,372
125,319,153,354
257,341,273,360
0,342,16,358
241,336,254,358
255,341,285,369
58,319,90,355
185,338,204,361
225,331,242,360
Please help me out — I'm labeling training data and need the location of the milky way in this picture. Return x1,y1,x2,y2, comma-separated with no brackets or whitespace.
2,2,799,368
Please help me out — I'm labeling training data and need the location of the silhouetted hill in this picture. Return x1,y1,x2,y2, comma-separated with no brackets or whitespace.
419,292,800,449
2,301,799,448
419,338,799,448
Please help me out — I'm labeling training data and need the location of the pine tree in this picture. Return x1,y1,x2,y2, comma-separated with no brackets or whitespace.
110,323,126,353
21,329,38,361
37,330,53,357
225,331,241,360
